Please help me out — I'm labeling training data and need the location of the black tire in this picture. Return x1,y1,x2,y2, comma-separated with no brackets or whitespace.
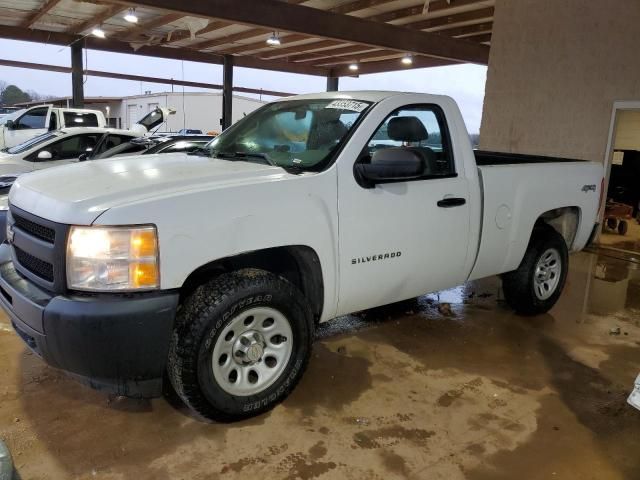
167,268,314,422
502,226,569,316
618,220,628,235
606,217,617,230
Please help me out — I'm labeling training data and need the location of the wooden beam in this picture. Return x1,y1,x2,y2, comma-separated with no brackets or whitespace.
291,45,381,64
286,8,495,64
223,1,492,60
0,25,330,76
21,0,63,28
123,13,185,41
467,32,492,43
316,50,407,67
365,0,486,23
215,0,402,57
332,55,457,76
69,5,127,35
194,28,272,51
223,35,320,56
128,0,489,63
190,0,398,52
161,20,233,45
440,22,493,38
405,6,494,30
0,58,294,97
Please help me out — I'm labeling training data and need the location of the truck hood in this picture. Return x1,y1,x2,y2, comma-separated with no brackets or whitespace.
9,152,293,225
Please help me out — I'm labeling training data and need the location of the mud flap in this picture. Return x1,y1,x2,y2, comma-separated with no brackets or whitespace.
628,374,640,412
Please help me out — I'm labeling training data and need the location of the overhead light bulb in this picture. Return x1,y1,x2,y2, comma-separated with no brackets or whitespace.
401,54,413,65
124,8,138,23
91,27,106,38
266,32,281,46
348,63,359,71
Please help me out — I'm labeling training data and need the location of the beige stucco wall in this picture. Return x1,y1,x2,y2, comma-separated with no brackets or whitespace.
479,0,640,162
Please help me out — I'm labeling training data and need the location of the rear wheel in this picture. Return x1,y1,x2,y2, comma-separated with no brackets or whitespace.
502,226,568,315
168,269,314,422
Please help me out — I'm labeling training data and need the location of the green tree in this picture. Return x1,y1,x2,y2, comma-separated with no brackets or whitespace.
1,85,31,106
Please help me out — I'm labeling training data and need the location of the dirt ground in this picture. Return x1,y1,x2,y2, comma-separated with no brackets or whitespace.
1,250,639,480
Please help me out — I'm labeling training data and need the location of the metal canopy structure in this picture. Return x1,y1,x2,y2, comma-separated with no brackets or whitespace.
0,0,493,127
0,0,492,76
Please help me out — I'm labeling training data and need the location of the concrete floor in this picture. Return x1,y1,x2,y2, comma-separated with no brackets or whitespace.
1,251,639,480
600,220,640,255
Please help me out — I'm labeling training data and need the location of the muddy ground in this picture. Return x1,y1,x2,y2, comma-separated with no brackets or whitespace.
1,251,639,479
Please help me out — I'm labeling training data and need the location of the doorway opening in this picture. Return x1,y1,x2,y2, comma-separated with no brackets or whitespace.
599,103,640,255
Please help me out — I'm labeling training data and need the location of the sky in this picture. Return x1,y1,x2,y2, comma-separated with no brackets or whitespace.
0,38,487,133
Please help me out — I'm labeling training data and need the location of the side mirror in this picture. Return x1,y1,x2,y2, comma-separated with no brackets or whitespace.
4,120,14,130
78,153,88,161
354,149,424,188
37,150,53,160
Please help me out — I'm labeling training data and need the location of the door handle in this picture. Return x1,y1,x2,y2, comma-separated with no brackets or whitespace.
437,197,466,208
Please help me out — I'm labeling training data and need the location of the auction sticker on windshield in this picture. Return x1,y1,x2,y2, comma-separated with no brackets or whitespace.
325,100,369,112
629,374,640,412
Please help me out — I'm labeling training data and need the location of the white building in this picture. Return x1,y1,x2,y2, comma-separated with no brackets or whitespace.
17,92,268,134
119,92,267,134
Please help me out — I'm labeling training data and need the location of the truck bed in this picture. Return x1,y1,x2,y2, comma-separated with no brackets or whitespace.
469,156,602,281
475,150,587,166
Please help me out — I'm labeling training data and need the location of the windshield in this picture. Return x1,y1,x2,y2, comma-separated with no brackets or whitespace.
0,109,25,126
205,98,371,171
6,132,60,154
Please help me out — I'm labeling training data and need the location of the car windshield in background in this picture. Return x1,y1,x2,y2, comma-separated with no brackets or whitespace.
0,109,25,126
6,132,60,154
207,98,371,171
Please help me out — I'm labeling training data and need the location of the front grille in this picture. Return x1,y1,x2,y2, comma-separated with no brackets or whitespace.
13,213,56,244
13,245,54,282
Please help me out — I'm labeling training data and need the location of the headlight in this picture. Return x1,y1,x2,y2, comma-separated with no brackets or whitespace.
66,225,159,291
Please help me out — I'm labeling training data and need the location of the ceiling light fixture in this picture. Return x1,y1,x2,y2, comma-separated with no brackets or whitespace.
124,8,138,23
91,27,106,38
348,63,359,71
401,54,413,65
266,32,281,46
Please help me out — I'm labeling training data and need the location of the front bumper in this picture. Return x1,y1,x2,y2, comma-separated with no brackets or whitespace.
0,247,179,398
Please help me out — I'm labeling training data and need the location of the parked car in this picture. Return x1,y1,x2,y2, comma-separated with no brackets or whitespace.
88,135,214,160
0,105,107,149
0,91,603,422
177,128,203,135
0,128,142,176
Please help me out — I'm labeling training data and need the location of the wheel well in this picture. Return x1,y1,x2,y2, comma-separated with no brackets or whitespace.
180,246,324,323
534,206,581,249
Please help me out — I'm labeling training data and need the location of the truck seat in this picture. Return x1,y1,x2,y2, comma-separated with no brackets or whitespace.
384,116,438,175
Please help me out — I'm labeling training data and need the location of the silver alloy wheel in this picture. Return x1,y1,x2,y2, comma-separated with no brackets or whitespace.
533,248,561,300
212,306,293,396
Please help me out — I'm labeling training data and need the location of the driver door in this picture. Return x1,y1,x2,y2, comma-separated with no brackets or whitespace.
30,133,103,170
5,106,52,148
336,103,471,315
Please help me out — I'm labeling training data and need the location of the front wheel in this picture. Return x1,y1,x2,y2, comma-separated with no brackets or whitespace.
167,269,314,422
502,226,569,315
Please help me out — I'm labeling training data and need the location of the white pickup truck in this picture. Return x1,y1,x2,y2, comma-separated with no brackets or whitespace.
0,91,603,422
0,105,107,150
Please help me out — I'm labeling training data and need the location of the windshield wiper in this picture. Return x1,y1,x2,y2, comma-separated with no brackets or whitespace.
187,147,210,157
213,151,275,166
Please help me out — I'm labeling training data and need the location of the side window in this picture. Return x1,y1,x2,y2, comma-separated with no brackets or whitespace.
41,134,102,161
96,134,134,154
366,105,454,177
63,112,99,127
15,107,48,130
